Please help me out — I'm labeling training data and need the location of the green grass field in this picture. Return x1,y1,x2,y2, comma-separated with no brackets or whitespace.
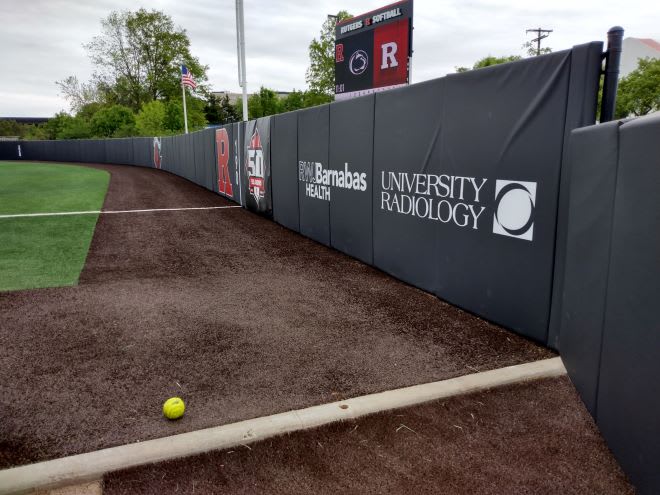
0,162,109,291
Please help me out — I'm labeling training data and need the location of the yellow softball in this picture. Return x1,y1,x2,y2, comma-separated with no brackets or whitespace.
163,397,185,420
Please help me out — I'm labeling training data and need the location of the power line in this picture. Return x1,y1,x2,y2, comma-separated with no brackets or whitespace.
526,28,553,56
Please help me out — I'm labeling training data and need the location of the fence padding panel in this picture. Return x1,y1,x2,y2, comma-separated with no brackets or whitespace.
197,129,215,191
548,41,604,349
0,141,20,160
234,122,247,207
373,78,445,295
160,136,174,173
433,50,572,342
298,105,330,246
131,137,152,167
214,124,239,200
243,117,272,216
329,94,374,264
271,112,299,232
206,129,217,191
596,114,660,494
560,121,621,415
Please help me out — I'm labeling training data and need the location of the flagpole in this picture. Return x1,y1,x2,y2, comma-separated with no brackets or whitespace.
181,81,189,134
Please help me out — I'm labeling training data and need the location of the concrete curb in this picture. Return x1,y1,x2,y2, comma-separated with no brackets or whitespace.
0,357,565,495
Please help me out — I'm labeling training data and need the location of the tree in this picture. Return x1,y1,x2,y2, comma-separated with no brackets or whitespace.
136,100,167,136
0,120,51,140
56,76,100,113
522,41,552,57
58,116,93,139
44,113,71,140
77,102,104,122
616,57,660,118
163,97,206,133
61,9,207,112
306,11,352,96
236,87,283,119
251,87,282,118
204,94,239,125
456,55,522,73
90,105,136,137
40,112,93,140
281,90,305,112
23,125,49,141
302,90,332,107
0,120,25,138
219,95,240,124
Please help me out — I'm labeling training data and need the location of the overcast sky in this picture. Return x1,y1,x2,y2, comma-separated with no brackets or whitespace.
0,0,657,117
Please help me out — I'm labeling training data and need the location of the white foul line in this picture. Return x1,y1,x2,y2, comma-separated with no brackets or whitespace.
0,205,242,219
0,357,565,495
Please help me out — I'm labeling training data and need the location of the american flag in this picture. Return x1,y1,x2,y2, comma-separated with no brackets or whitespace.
181,65,197,90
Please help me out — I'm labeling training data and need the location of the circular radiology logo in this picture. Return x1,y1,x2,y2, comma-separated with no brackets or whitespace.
492,180,537,241
349,50,369,75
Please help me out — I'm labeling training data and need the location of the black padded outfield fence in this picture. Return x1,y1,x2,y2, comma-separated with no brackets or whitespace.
1,42,605,346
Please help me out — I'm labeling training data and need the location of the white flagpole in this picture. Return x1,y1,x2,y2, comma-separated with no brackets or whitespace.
236,0,248,122
181,81,189,134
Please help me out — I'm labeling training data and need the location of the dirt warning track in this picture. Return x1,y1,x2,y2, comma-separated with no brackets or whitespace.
0,164,552,468
103,377,632,495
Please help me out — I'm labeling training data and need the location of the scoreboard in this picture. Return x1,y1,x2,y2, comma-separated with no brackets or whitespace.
334,0,413,100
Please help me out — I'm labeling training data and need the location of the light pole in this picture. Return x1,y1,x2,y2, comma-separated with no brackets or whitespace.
235,0,248,122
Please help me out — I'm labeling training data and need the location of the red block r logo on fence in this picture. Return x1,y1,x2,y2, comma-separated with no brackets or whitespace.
216,128,233,197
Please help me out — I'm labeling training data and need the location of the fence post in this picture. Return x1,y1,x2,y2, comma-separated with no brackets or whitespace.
600,26,624,122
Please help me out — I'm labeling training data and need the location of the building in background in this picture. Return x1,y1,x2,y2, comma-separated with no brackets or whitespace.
620,37,660,76
212,90,291,105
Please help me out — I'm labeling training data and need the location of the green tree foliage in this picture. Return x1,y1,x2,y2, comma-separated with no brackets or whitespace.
455,55,522,73
41,112,92,140
0,120,25,138
522,41,552,57
55,76,100,114
90,105,136,138
77,102,104,122
58,116,93,139
281,90,305,112
204,94,240,125
163,97,207,133
0,120,49,140
235,88,332,118
616,57,660,118
44,113,70,140
306,11,352,96
59,9,207,112
302,90,333,107
136,100,167,136
23,124,49,140
246,87,282,119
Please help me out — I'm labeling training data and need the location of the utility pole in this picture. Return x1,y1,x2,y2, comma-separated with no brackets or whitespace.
526,27,553,56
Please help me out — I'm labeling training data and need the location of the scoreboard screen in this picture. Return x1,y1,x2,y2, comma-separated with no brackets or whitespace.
334,0,413,100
